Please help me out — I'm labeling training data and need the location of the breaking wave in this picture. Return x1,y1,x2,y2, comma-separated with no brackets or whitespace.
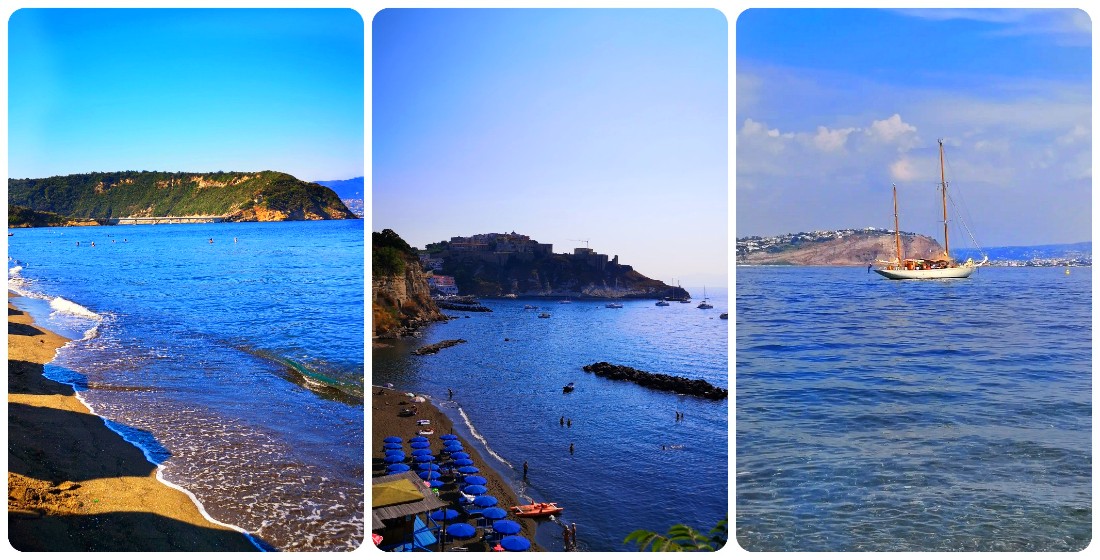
50,296,103,321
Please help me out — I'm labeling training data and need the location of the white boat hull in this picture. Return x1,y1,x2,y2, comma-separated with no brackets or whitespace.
874,266,977,280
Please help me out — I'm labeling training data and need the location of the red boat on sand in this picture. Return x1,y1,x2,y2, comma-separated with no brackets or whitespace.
511,502,564,517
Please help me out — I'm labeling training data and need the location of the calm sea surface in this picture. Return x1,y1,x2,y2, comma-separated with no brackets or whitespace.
372,289,730,552
8,221,364,551
736,266,1091,551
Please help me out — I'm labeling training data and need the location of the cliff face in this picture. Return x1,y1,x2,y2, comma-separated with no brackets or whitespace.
373,230,446,339
740,232,944,266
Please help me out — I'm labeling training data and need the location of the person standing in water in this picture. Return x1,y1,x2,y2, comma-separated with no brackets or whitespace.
523,461,528,479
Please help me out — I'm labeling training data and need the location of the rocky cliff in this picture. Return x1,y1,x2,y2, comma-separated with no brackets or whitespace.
373,230,446,339
739,231,944,266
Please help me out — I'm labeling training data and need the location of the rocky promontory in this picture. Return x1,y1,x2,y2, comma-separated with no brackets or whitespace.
8,170,356,223
737,228,943,266
373,229,447,339
422,232,689,300
582,361,728,400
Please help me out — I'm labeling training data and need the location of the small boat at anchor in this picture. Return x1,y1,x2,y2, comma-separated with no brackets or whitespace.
562,382,575,394
655,300,670,306
511,502,564,518
538,312,551,318
605,302,623,308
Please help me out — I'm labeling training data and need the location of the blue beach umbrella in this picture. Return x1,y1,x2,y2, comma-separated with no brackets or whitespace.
410,441,431,449
383,454,405,464
450,451,470,459
452,458,475,467
383,436,402,443
443,441,463,449
501,535,531,551
417,463,441,471
429,480,445,489
493,520,522,535
473,495,498,507
386,464,411,474
481,507,508,520
463,475,488,485
430,508,460,522
458,466,480,475
446,523,477,539
418,470,442,480
409,436,429,443
382,442,402,450
463,484,488,495
440,434,459,440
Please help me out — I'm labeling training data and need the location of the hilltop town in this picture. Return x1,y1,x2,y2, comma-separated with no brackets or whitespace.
418,231,684,299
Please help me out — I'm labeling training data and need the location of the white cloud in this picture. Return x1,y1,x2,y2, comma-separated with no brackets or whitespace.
868,114,918,144
889,158,918,182
813,126,858,152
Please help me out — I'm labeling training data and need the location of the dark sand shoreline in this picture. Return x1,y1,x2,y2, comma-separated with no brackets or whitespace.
7,296,258,551
371,385,548,551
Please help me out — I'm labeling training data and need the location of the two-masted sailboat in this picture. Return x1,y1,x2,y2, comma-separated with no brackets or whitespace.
874,139,987,280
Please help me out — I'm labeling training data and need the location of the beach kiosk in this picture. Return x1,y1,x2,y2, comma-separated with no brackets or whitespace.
372,472,447,551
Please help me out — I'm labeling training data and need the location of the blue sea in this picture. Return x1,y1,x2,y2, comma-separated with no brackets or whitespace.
736,266,1091,551
372,289,730,552
7,220,364,552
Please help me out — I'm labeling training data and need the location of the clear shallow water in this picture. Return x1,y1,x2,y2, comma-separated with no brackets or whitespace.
372,289,730,552
736,266,1091,551
8,221,364,551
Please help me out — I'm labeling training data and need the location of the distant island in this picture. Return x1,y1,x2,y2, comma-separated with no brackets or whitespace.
738,228,1091,267
8,170,357,227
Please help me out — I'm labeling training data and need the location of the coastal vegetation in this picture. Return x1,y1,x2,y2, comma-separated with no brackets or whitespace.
624,516,727,552
8,204,94,228
8,171,356,222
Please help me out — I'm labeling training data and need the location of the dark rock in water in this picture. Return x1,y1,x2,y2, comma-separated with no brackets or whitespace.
581,361,728,400
438,301,493,313
412,339,467,355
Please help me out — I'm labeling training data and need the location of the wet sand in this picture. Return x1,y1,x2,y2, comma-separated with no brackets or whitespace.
371,387,547,551
7,297,258,551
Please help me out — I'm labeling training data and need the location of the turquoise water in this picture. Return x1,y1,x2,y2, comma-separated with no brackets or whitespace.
372,289,730,551
8,220,364,551
737,266,1091,551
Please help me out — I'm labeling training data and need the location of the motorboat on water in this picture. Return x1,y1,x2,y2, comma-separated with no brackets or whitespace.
874,139,987,280
511,502,564,518
538,312,551,318
605,302,623,308
562,382,575,393
655,300,670,306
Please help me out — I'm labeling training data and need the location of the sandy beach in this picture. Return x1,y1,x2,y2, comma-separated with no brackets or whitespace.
371,386,547,552
7,297,257,551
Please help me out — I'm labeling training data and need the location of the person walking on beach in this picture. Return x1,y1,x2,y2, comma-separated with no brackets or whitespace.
571,523,578,549
562,525,572,551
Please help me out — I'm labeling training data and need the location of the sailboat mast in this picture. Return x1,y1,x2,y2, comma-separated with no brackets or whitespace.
892,184,902,265
939,139,949,257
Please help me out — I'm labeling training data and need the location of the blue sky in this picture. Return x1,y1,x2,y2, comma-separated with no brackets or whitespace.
7,8,363,183
373,8,728,288
737,8,1091,247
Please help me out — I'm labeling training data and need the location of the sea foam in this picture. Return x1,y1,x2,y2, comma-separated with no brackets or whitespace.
50,296,103,320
